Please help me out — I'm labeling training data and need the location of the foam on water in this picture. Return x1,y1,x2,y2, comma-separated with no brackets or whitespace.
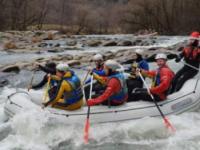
1,90,200,150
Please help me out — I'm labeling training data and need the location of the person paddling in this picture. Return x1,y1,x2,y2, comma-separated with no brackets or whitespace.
126,49,149,96
169,31,200,93
43,63,83,110
128,53,174,102
28,62,56,90
87,60,128,106
84,54,106,99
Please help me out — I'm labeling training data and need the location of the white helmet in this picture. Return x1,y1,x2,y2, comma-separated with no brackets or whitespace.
135,49,144,55
104,59,121,71
155,53,167,60
93,54,103,61
56,63,69,72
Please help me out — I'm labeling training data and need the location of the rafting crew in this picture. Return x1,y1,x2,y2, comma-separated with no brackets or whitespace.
86,59,128,106
43,63,83,110
28,62,57,90
126,49,149,96
128,53,174,102
169,31,200,93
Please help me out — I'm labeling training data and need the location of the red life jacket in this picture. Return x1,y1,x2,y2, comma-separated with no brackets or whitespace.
183,47,199,61
150,65,175,100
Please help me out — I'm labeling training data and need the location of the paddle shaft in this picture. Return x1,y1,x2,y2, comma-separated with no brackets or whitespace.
138,72,166,118
181,61,199,71
84,74,93,144
86,75,93,118
28,70,36,91
43,76,51,103
82,70,90,105
138,72,175,132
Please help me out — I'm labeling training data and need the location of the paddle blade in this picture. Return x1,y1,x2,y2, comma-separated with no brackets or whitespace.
164,117,176,132
84,118,90,144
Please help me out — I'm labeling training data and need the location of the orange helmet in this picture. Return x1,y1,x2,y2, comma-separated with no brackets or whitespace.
190,31,199,38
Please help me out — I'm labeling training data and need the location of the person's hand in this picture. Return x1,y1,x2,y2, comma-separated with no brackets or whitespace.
34,62,40,69
90,71,94,76
175,57,181,63
27,85,32,91
47,73,51,78
42,102,48,108
41,105,45,109
41,103,50,109
87,99,96,106
147,90,151,96
135,68,141,76
86,66,93,72
129,74,136,79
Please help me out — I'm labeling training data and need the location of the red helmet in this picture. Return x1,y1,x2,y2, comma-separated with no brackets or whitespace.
190,31,199,38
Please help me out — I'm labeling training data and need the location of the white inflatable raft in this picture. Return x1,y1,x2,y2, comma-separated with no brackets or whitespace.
4,79,200,124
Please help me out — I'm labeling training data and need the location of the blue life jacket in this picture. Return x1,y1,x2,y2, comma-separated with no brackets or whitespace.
85,67,106,84
92,67,106,76
63,73,83,105
108,72,128,103
153,69,161,87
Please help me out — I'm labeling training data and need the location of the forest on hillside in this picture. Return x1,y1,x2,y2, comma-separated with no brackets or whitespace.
0,0,200,35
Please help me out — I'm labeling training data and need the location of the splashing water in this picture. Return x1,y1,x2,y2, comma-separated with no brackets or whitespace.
0,35,200,150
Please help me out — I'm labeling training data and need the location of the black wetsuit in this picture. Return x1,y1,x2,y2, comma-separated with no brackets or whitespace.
32,65,56,89
128,88,161,102
169,45,200,93
126,55,149,96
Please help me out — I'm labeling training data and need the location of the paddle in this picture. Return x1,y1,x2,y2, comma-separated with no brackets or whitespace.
138,72,176,132
84,74,93,144
181,61,200,71
43,76,51,104
28,70,36,91
82,70,91,103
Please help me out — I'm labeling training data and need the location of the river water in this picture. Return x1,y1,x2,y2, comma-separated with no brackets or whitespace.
0,35,200,150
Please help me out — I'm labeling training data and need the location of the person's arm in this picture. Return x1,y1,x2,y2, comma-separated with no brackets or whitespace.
39,65,56,74
175,47,184,62
32,75,48,89
44,81,71,107
87,78,119,106
141,69,156,78
50,75,61,81
93,73,107,85
150,69,172,94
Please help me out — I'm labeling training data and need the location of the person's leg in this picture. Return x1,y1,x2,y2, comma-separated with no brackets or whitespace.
126,79,143,95
53,99,83,110
128,90,161,102
175,69,198,91
169,67,186,93
84,84,90,100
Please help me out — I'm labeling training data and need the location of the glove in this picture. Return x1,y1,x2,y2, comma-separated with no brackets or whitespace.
175,56,181,62
87,99,96,106
42,102,49,107
90,71,93,76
